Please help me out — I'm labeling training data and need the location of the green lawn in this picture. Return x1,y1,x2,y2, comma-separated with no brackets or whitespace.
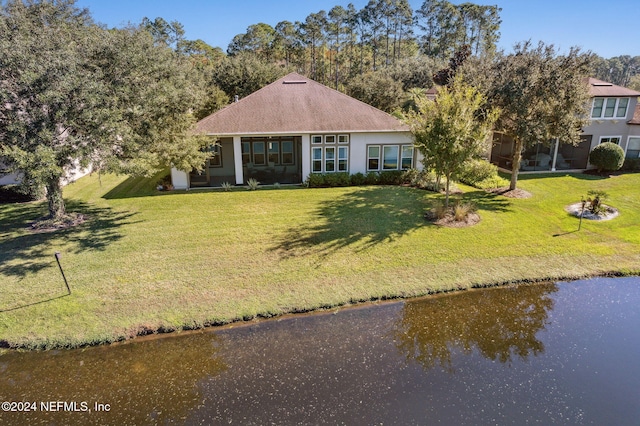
1,172,639,349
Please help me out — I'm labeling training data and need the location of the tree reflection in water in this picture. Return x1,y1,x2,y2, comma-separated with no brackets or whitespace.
394,283,558,371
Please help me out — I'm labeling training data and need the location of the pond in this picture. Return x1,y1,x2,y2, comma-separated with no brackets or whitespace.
1,277,639,424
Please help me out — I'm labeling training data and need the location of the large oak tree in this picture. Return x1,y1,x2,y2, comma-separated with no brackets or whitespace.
0,0,209,219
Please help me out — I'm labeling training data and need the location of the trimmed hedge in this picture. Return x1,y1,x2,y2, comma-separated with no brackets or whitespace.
589,142,625,172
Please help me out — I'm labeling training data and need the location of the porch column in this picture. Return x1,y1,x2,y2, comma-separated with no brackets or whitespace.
551,138,560,171
233,136,244,185
301,134,311,182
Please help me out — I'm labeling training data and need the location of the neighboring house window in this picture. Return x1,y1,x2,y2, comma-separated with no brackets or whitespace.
338,135,349,144
401,145,414,169
325,147,335,172
627,137,640,158
338,146,348,171
368,145,380,170
600,136,621,145
312,135,323,144
591,98,629,119
208,144,222,167
325,135,336,144
282,141,294,164
268,141,279,164
312,147,323,172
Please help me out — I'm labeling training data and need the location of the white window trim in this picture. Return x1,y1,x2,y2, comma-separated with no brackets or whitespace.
625,136,640,158
324,146,336,172
338,146,349,172
599,136,622,145
382,145,400,170
401,145,414,170
311,135,323,144
338,134,349,144
591,97,630,119
325,135,336,144
367,145,381,171
311,146,323,172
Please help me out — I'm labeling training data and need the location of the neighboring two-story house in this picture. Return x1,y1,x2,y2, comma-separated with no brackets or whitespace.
490,78,640,172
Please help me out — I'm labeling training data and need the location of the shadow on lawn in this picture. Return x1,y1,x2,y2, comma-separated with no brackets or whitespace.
272,186,512,260
0,199,139,280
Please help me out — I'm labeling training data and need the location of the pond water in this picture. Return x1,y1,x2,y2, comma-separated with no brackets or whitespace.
1,277,639,425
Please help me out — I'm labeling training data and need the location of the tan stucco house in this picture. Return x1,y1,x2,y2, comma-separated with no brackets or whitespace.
490,78,640,172
170,73,417,189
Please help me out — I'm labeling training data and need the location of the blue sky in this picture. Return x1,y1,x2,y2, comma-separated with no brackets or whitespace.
75,0,638,58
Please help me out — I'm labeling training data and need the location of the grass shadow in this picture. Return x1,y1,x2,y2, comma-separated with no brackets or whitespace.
271,187,427,259
460,190,513,213
0,199,140,279
102,171,168,200
0,293,70,313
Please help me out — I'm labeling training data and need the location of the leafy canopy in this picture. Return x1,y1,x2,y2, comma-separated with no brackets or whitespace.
0,0,209,219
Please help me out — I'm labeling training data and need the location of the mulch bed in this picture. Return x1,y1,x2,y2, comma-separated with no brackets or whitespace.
424,211,481,228
565,203,619,221
29,213,87,233
486,187,533,199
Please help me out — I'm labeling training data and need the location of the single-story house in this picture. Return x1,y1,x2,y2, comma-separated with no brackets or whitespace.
490,78,640,172
0,159,90,187
171,72,419,189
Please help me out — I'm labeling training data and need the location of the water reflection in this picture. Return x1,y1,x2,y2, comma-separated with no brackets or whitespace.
0,331,226,424
394,283,557,371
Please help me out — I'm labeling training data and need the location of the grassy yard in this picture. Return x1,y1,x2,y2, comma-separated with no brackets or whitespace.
1,172,639,349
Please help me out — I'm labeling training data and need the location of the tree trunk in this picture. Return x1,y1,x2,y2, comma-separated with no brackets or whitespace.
445,174,451,208
46,177,66,220
510,137,523,190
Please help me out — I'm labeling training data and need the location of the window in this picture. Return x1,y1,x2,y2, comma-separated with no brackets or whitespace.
592,97,629,119
312,147,323,172
312,135,323,144
338,146,348,171
253,141,265,165
368,145,380,170
325,135,336,144
627,137,640,158
383,145,399,170
325,147,335,172
600,136,621,145
208,144,222,167
338,135,349,144
401,145,414,169
282,141,294,164
268,141,279,164
241,142,251,165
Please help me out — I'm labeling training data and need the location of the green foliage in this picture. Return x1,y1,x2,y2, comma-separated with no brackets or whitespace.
350,172,366,186
586,190,608,215
0,0,208,219
406,76,498,206
407,170,443,192
305,173,350,188
365,171,380,185
622,158,640,171
346,71,405,113
246,178,260,190
453,199,477,221
220,182,233,192
378,170,405,185
457,159,497,185
589,142,625,172
212,53,290,99
479,41,594,190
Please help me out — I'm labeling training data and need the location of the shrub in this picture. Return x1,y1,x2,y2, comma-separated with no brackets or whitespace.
0,184,41,203
586,189,608,215
350,172,366,185
589,142,625,172
401,168,419,184
410,170,443,192
220,182,232,191
305,173,325,188
453,200,477,221
379,170,404,185
474,175,510,190
458,159,500,187
246,178,259,190
364,171,380,185
324,172,350,187
622,158,640,171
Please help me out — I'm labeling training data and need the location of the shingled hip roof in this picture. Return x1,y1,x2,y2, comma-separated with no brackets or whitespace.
588,78,640,97
196,72,409,135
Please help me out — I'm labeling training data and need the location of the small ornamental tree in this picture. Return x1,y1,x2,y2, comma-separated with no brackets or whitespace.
406,76,498,207
589,142,625,173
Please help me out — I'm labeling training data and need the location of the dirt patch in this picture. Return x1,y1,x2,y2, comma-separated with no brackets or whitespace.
486,187,532,199
29,213,87,233
565,203,619,221
425,211,481,228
